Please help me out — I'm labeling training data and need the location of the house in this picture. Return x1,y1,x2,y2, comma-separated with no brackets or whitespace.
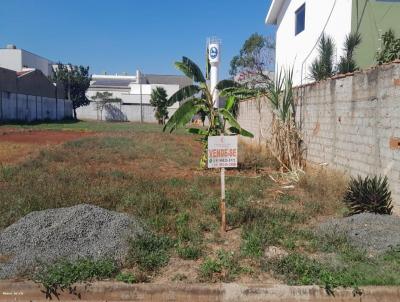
78,71,192,122
0,67,72,121
0,44,54,77
266,0,400,85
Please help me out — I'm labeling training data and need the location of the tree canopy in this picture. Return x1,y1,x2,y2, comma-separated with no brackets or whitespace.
52,64,91,119
150,87,169,124
229,33,275,86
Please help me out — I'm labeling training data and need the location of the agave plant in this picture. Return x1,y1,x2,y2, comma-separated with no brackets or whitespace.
343,175,393,216
163,57,254,167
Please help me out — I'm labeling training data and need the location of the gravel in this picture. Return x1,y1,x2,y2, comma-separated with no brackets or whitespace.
317,213,400,254
0,204,144,279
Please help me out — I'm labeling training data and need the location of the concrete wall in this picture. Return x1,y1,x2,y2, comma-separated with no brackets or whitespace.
76,102,177,123
0,91,72,122
237,62,400,208
272,0,352,85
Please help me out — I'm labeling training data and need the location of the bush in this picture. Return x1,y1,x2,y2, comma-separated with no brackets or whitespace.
127,232,174,272
343,175,393,216
34,258,117,299
376,29,400,64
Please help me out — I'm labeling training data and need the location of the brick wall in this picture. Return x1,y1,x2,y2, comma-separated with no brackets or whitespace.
237,63,400,208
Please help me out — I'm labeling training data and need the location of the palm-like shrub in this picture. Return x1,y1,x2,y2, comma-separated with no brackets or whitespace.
338,32,362,74
310,34,335,81
343,175,393,216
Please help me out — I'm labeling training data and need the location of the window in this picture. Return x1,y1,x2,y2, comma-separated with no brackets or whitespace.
295,4,305,35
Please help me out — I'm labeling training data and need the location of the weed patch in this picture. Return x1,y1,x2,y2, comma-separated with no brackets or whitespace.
199,250,245,282
34,258,117,299
127,232,174,273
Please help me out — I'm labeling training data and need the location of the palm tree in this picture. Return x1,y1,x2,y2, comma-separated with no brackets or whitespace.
163,56,253,167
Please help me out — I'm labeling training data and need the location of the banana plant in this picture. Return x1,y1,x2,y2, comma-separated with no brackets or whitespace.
163,56,254,167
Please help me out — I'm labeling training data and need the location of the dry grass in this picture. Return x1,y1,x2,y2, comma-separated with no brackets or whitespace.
1,122,374,286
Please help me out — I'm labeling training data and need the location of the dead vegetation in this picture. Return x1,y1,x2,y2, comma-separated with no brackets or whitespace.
0,122,398,289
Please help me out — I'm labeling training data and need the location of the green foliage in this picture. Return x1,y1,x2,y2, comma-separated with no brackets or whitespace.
52,64,91,119
229,33,275,86
199,250,244,282
310,34,335,81
376,29,400,64
91,91,122,121
34,258,117,299
241,208,304,258
150,87,169,124
338,32,362,74
175,212,203,260
127,232,174,272
163,56,253,168
343,175,393,216
116,272,138,284
176,243,202,260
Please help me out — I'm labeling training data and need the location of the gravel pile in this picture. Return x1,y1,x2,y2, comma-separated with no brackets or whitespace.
317,213,400,254
0,204,144,279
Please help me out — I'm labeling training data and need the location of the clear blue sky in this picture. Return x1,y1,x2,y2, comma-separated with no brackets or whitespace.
0,0,275,79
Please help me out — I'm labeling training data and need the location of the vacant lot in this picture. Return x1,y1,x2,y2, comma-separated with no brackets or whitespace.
0,121,399,290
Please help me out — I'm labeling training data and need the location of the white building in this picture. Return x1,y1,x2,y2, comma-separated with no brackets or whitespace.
0,44,54,77
266,0,353,85
78,71,192,122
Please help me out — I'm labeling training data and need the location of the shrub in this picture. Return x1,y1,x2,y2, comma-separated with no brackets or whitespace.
309,34,335,81
34,258,117,299
127,232,174,272
337,32,362,74
343,175,393,215
376,29,400,64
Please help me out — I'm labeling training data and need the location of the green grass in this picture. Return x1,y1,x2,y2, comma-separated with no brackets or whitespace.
127,232,174,273
0,120,185,134
199,250,246,282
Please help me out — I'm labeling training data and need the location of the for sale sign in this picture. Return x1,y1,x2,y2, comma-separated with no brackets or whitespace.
208,136,238,168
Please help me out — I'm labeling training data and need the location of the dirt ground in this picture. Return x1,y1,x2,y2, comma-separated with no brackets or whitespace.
0,129,93,164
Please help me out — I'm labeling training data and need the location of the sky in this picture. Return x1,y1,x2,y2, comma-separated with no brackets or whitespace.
0,0,275,79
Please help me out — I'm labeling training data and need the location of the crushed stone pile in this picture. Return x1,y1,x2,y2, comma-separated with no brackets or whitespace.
0,204,143,279
317,213,400,254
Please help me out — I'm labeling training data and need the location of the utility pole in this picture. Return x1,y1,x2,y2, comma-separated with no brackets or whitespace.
137,70,143,123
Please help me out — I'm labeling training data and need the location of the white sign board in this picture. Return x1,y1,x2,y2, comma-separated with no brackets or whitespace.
208,136,238,168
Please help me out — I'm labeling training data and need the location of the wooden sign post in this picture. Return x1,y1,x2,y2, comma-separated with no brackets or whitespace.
208,136,238,233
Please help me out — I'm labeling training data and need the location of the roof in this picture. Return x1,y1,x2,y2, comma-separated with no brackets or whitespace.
141,74,192,87
91,78,134,87
266,0,286,24
90,74,192,89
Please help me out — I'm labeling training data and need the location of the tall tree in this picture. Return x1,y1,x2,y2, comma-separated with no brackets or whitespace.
163,57,253,168
150,87,169,125
91,91,122,121
229,33,275,86
52,64,91,119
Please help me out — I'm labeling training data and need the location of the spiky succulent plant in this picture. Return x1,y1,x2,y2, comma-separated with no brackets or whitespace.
343,175,393,216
